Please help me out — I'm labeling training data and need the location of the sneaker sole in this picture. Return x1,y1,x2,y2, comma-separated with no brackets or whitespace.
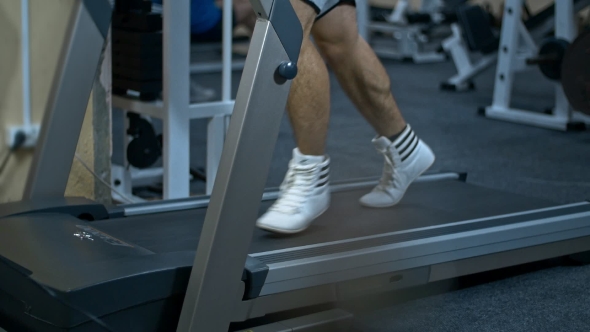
360,150,436,209
256,205,330,234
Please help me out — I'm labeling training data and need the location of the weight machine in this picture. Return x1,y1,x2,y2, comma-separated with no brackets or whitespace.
440,4,502,91
482,0,590,130
441,0,590,92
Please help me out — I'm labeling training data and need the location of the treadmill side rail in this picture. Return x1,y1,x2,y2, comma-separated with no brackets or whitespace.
255,203,590,295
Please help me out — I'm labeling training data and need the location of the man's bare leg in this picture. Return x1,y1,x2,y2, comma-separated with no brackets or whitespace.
312,4,435,208
312,4,406,138
285,0,331,156
255,0,332,234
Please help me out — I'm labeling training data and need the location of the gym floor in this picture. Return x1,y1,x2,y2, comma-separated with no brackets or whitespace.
112,56,590,331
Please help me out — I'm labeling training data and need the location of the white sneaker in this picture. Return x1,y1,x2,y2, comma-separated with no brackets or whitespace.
256,148,330,234
360,125,435,208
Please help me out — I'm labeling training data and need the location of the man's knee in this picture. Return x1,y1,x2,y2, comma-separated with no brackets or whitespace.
315,32,360,64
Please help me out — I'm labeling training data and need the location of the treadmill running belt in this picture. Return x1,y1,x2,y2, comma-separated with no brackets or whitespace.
92,179,555,254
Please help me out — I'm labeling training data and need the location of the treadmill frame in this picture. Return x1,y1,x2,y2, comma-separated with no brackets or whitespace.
176,1,304,331
24,0,112,199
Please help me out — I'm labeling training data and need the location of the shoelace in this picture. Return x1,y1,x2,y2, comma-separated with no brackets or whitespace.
271,163,318,214
375,149,400,192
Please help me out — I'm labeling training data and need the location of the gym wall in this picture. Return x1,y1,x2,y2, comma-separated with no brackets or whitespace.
0,0,112,204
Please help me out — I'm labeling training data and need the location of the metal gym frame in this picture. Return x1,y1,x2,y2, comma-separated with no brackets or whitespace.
483,0,590,130
111,0,232,201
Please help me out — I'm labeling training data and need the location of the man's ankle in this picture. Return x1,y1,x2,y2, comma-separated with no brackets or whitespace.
386,124,408,142
296,147,326,158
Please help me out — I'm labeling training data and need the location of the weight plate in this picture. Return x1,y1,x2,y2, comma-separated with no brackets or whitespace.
538,37,570,81
561,31,590,115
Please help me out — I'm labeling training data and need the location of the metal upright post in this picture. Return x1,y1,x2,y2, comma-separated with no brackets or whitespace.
162,0,191,199
24,0,112,199
176,0,303,330
488,0,522,111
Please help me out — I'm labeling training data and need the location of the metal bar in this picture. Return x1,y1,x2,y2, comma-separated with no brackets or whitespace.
122,172,461,216
189,101,234,118
162,0,190,199
189,60,245,74
21,0,31,128
489,0,522,110
24,0,110,199
222,0,233,102
485,106,568,130
176,6,300,330
112,95,163,118
429,234,590,281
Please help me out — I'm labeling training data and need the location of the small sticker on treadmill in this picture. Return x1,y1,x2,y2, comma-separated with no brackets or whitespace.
75,225,133,247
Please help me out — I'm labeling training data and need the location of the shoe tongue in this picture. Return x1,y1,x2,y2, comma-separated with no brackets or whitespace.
293,148,324,165
372,136,393,151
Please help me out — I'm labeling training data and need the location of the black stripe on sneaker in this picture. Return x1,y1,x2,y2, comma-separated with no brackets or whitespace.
321,165,329,172
397,132,415,153
401,137,419,162
316,178,329,188
319,172,329,180
394,128,413,149
399,134,417,156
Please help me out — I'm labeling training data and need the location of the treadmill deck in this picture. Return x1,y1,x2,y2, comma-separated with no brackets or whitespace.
93,179,555,255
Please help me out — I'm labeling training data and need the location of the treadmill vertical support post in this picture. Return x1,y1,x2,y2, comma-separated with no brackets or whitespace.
23,0,112,199
176,1,303,331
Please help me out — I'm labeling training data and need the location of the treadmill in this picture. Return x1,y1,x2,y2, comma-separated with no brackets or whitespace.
1,0,590,331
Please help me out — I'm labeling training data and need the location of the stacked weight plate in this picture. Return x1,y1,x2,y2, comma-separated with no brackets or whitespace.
112,0,163,101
